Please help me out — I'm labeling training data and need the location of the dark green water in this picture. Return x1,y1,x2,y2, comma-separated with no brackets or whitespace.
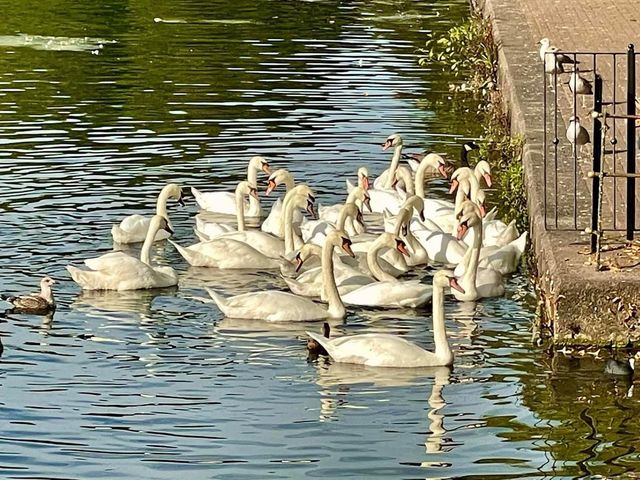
0,1,638,478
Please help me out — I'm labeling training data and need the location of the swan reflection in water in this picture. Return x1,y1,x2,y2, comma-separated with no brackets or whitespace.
312,359,453,453
180,266,284,296
71,287,177,317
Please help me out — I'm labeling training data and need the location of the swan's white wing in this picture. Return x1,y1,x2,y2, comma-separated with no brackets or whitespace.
342,280,432,308
84,252,141,272
311,333,436,367
171,239,279,269
208,289,329,322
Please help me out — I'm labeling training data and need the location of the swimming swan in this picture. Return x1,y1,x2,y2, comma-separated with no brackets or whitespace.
207,230,355,321
67,215,178,290
305,270,464,367
111,183,184,244
191,155,271,216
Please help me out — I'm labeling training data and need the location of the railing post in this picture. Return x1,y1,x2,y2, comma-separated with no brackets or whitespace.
591,75,603,253
626,44,636,240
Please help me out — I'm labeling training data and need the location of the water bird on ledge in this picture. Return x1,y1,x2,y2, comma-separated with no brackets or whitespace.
1,276,56,314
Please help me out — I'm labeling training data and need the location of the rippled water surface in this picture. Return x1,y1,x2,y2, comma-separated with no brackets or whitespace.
1,1,639,479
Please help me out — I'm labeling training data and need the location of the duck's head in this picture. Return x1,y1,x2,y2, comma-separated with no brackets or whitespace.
41,276,56,288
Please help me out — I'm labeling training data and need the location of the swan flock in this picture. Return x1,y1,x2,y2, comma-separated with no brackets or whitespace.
11,133,527,370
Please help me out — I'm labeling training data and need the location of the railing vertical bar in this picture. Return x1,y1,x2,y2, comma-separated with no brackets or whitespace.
554,55,559,229
591,75,604,253
573,52,578,229
627,44,636,240
612,53,618,230
543,52,548,229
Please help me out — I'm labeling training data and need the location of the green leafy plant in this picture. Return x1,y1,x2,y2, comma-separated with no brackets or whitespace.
419,13,497,97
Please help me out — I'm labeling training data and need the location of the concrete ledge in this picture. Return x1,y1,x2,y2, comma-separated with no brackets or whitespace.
477,0,640,346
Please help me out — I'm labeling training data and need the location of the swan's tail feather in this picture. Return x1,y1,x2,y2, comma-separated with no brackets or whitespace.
191,187,207,210
193,227,211,243
168,240,201,266
306,331,333,358
345,178,356,194
484,207,498,222
512,231,528,255
66,265,95,289
205,288,229,315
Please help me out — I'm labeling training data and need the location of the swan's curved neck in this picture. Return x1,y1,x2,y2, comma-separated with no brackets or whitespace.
283,194,298,253
140,221,160,266
155,186,173,217
322,242,345,318
368,237,396,282
247,164,258,185
337,206,354,231
432,284,452,362
461,224,481,296
415,161,430,198
235,188,246,232
282,174,295,192
384,144,403,189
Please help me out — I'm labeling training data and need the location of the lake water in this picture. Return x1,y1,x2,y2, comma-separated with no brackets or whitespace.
1,1,638,478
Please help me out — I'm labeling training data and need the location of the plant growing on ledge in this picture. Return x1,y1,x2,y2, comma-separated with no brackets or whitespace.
419,10,528,236
419,12,497,97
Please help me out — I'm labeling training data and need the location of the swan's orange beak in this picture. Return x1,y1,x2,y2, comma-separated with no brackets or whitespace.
449,179,459,194
396,239,410,257
382,139,392,151
362,175,370,190
456,221,469,240
261,162,272,175
478,204,486,218
295,252,304,273
341,238,355,257
449,277,465,294
249,187,259,201
266,179,277,196
483,173,493,187
438,164,448,178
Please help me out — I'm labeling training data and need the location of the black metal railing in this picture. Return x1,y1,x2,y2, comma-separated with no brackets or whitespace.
542,45,638,242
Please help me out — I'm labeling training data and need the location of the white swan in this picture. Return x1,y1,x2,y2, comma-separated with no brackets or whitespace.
345,166,370,193
318,186,371,224
261,168,300,237
191,155,271,216
452,201,504,301
302,202,364,245
172,184,315,267
67,215,178,290
194,181,285,259
283,242,373,298
367,166,413,214
305,270,464,367
207,230,355,321
394,198,429,267
373,133,404,189
341,233,432,308
111,183,184,244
